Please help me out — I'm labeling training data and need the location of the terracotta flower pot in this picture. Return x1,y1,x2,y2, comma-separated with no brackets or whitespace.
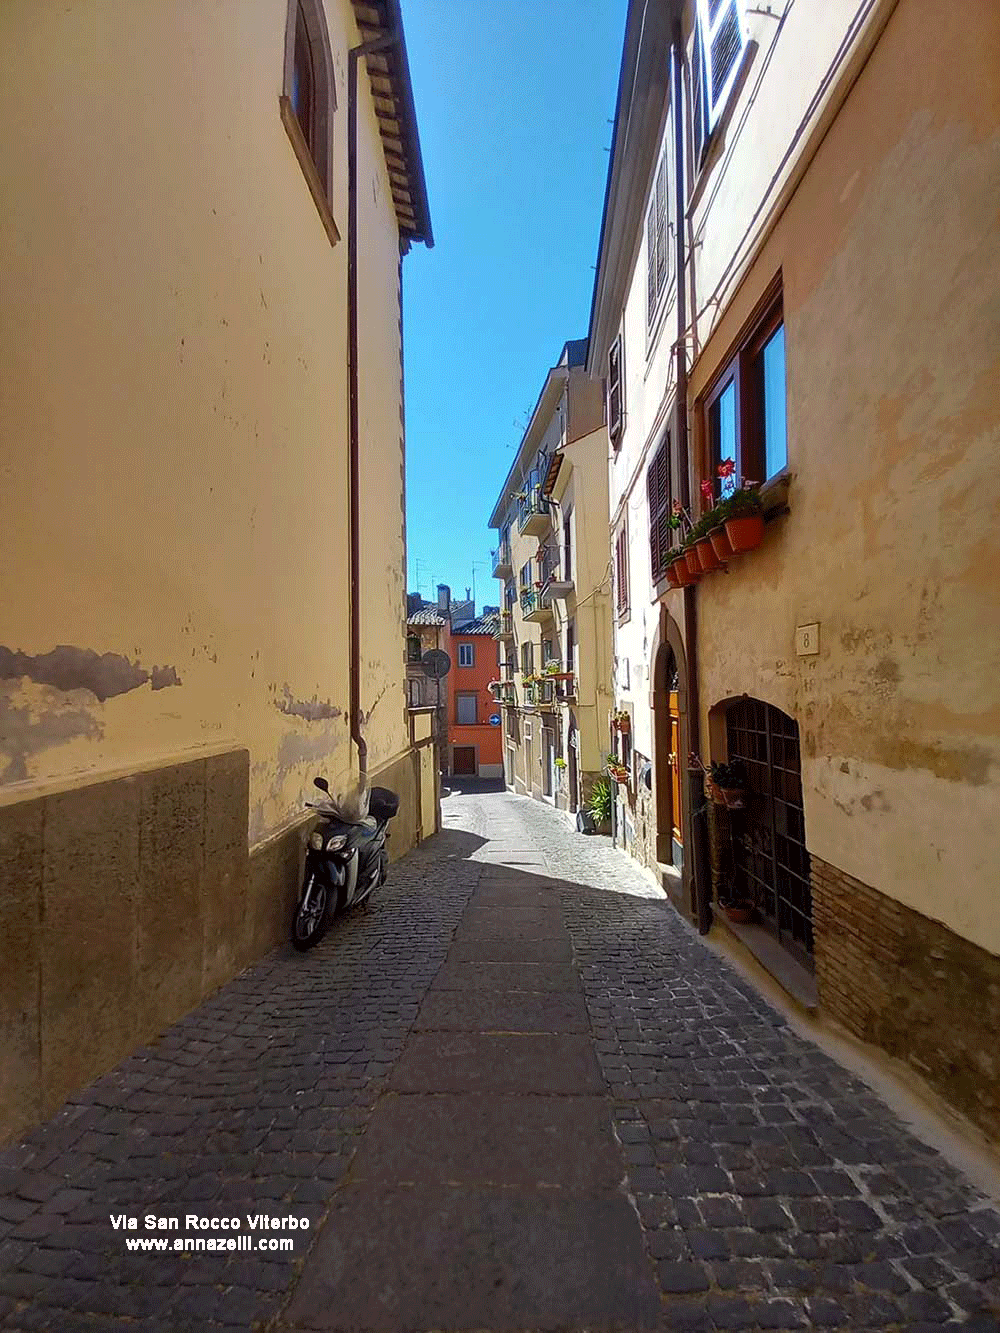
721,903,755,924
724,514,764,553
708,525,735,561
707,778,745,809
684,549,702,578
696,537,722,572
674,559,696,587
665,562,682,589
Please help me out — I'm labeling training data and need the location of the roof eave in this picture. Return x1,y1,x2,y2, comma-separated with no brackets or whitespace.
586,0,679,375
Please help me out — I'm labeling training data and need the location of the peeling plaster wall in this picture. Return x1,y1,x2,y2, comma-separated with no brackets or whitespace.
690,0,1000,954
0,0,409,846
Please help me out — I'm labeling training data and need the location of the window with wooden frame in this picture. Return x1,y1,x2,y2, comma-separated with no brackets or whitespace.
280,0,339,245
520,641,534,675
458,643,475,668
646,153,669,329
615,520,630,619
647,433,674,582
704,291,787,498
691,0,749,170
607,335,624,446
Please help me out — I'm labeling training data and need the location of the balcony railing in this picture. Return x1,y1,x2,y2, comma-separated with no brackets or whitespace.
491,542,513,578
496,611,515,638
520,587,552,623
489,680,516,706
523,678,555,708
518,479,551,536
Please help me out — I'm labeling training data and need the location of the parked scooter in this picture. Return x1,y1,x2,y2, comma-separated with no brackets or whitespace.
291,777,399,950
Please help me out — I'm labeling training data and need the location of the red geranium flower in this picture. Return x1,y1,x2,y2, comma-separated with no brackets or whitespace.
717,459,736,480
672,498,683,515
700,478,713,502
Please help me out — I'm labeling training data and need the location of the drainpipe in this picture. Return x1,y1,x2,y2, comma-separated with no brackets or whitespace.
672,17,711,935
347,28,397,777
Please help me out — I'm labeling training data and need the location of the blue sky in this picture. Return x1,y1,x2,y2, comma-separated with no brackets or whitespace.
401,0,625,610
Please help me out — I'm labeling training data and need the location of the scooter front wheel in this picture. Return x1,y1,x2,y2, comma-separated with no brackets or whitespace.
292,878,328,951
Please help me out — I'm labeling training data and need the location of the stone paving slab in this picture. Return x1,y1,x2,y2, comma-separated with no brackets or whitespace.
430,961,581,992
348,1093,623,1188
447,935,573,964
283,1183,662,1331
389,1032,606,1095
453,907,568,938
415,989,592,1033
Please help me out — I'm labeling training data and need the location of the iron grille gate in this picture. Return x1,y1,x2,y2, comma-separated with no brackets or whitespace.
725,699,814,968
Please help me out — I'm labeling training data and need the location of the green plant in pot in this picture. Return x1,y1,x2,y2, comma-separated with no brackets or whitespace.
720,483,764,553
589,776,613,829
706,758,747,809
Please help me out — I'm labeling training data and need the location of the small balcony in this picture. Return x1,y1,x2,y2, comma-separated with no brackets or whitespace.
518,481,552,538
488,679,516,706
541,663,576,702
491,542,513,579
496,611,515,639
520,587,553,624
522,678,555,709
541,574,573,605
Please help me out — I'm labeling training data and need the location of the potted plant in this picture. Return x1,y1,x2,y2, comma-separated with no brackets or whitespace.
611,710,631,733
554,756,567,771
607,760,629,785
722,486,764,553
666,547,691,586
683,540,703,579
588,776,613,832
695,506,725,571
718,896,755,924
709,519,736,562
706,759,747,809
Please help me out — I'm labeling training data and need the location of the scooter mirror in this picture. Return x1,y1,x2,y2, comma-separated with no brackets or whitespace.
313,777,330,792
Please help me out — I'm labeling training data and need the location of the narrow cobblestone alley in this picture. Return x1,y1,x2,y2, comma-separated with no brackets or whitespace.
1,785,999,1332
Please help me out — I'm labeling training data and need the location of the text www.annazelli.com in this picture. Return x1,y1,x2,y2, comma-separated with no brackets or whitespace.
125,1236,294,1252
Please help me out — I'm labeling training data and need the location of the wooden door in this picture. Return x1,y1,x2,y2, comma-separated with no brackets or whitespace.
669,690,683,847
452,746,476,776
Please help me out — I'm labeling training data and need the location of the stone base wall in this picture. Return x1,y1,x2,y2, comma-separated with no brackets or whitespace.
0,748,250,1145
0,741,437,1145
812,856,1000,1143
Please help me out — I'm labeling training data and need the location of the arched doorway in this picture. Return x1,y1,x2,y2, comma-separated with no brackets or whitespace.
651,611,688,879
725,698,813,967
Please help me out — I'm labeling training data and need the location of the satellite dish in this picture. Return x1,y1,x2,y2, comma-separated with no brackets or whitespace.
422,649,451,679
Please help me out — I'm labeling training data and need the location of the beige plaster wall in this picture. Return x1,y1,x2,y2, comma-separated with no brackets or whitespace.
0,0,409,846
691,0,1000,954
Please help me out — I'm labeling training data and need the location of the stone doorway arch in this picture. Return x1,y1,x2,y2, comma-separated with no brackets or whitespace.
650,608,690,911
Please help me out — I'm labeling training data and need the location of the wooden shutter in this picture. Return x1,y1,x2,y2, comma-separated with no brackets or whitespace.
646,201,658,325
655,155,667,293
607,335,623,444
647,436,672,581
691,18,707,166
615,523,629,616
696,0,746,140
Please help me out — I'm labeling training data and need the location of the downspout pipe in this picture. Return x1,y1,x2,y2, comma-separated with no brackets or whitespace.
347,29,397,778
672,17,711,935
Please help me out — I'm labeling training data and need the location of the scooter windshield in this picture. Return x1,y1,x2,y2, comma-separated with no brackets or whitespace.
315,779,371,825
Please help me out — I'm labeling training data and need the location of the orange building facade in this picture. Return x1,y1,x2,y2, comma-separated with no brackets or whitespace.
446,614,502,779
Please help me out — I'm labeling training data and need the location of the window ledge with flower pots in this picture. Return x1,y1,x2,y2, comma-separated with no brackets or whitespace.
663,470,792,590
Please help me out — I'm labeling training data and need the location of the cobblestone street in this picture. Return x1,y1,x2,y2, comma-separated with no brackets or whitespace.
1,784,999,1331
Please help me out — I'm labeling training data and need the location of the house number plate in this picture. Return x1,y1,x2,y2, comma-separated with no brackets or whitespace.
795,623,820,656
